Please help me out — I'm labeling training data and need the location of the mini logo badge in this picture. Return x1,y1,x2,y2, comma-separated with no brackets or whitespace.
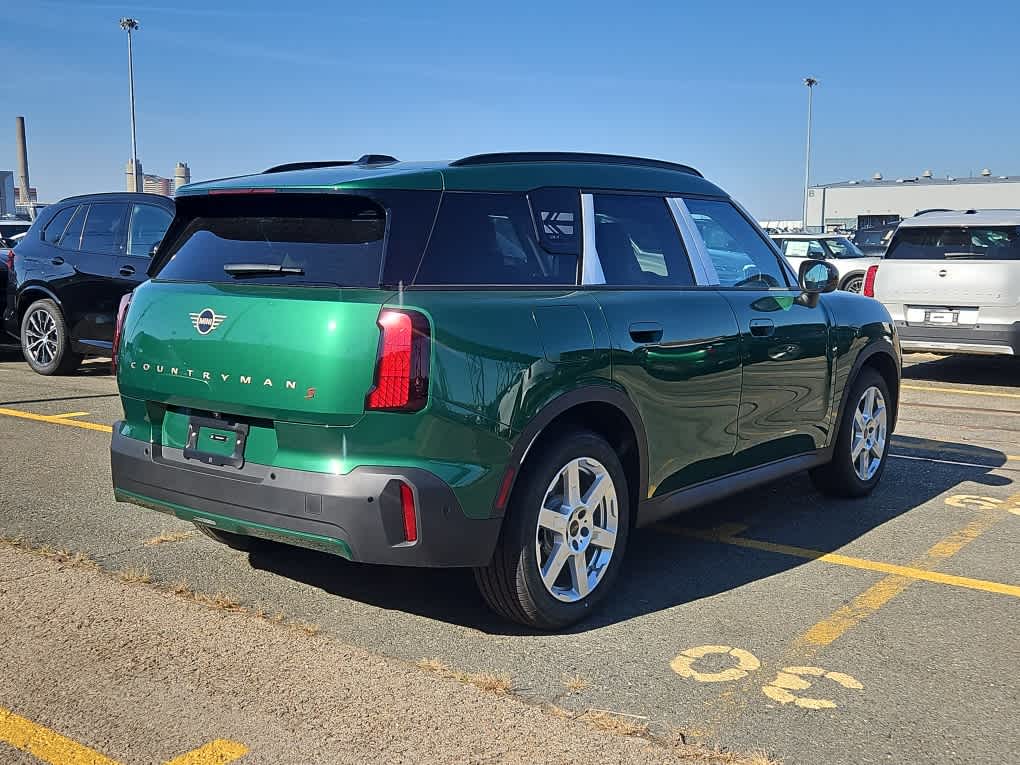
189,308,226,335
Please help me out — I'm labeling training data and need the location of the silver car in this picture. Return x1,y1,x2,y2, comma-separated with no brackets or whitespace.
771,233,881,293
869,210,1020,356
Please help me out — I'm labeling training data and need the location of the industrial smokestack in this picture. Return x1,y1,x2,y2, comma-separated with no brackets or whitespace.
15,116,33,221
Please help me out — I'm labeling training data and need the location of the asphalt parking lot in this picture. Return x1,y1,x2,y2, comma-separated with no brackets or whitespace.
1,347,1017,764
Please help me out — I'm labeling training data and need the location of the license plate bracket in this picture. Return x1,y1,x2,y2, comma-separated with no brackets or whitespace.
183,416,249,469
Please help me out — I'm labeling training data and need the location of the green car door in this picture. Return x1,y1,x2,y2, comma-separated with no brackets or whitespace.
681,198,833,468
583,193,742,500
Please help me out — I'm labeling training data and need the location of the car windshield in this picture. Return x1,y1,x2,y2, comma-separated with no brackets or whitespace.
825,237,866,258
855,230,887,247
886,226,1020,260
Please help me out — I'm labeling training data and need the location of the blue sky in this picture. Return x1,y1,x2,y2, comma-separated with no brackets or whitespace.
2,0,1017,218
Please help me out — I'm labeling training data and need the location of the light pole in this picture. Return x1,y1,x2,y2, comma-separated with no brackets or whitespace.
120,17,141,191
802,77,818,231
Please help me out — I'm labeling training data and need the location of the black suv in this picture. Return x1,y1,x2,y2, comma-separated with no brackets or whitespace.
3,192,174,374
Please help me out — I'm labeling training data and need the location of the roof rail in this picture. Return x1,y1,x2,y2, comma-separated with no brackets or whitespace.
449,152,703,177
263,161,355,174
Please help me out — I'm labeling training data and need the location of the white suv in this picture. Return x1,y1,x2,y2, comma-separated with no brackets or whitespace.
866,210,1020,356
772,233,881,293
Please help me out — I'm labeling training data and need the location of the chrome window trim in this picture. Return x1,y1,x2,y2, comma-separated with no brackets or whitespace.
579,193,606,285
669,197,719,285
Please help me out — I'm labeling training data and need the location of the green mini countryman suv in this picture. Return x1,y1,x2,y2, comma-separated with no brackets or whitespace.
110,152,901,629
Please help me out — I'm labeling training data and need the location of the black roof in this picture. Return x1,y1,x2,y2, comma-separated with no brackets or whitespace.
450,152,703,177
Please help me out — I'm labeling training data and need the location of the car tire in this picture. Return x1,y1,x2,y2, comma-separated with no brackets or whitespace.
20,299,82,375
474,429,630,630
193,522,257,552
841,273,865,293
810,368,891,498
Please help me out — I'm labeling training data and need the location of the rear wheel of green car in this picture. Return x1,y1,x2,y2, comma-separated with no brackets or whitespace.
475,430,630,630
193,522,257,552
810,368,890,497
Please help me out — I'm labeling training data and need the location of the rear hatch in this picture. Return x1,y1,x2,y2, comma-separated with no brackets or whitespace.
117,190,438,426
874,223,1020,323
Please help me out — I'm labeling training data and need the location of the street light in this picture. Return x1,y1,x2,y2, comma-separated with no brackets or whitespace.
120,17,141,191
802,77,818,232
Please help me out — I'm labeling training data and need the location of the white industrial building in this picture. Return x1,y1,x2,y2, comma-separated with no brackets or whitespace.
805,170,1020,232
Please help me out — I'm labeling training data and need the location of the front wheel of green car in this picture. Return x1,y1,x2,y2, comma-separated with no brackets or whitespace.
193,522,257,552
810,368,891,498
475,430,630,630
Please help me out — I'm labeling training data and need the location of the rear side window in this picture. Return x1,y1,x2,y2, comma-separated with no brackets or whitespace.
592,194,694,286
684,199,790,288
81,203,129,255
414,192,577,285
58,205,87,250
530,187,580,255
126,204,173,257
157,195,387,286
886,226,1020,260
42,206,76,245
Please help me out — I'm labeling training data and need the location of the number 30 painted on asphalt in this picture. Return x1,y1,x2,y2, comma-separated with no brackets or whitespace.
670,645,863,710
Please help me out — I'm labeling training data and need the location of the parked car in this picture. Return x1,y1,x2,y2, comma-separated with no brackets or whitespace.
3,192,174,374
110,152,901,629
771,233,881,293
0,218,32,248
867,209,1020,356
853,223,898,257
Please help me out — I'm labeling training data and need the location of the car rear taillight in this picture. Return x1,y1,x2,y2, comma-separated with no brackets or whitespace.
111,292,133,376
365,309,430,412
863,265,879,297
399,482,418,543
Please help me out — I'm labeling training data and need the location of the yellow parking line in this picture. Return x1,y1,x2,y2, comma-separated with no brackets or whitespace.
662,526,1020,598
795,512,1003,647
0,705,120,765
49,412,91,419
0,407,112,434
164,740,250,765
0,705,248,765
902,383,1020,400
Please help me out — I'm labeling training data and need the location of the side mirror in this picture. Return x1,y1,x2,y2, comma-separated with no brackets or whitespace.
807,250,826,260
797,260,838,306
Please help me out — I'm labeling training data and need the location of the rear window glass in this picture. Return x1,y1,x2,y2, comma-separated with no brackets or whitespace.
42,206,76,244
413,192,577,286
886,226,1020,260
157,195,387,286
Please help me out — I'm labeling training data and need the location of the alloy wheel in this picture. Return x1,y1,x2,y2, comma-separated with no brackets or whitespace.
851,386,887,481
24,308,59,367
844,276,864,293
534,457,619,603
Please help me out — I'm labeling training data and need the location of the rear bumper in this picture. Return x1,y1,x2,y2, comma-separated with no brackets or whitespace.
895,321,1019,356
111,427,502,567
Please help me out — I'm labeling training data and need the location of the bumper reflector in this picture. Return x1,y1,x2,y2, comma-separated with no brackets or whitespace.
399,482,418,543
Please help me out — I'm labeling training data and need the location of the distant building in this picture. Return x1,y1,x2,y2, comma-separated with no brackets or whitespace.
806,170,1020,231
173,162,191,194
14,186,39,215
143,174,172,196
126,160,191,195
0,171,15,216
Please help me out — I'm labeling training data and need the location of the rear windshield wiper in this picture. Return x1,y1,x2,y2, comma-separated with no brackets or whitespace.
223,263,305,276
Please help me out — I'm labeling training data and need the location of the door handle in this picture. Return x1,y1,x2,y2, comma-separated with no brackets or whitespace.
119,265,136,276
749,318,775,337
51,257,64,266
629,322,663,344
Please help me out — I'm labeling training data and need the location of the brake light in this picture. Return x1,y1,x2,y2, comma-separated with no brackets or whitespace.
111,292,133,376
365,309,430,412
399,482,418,543
863,265,879,297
